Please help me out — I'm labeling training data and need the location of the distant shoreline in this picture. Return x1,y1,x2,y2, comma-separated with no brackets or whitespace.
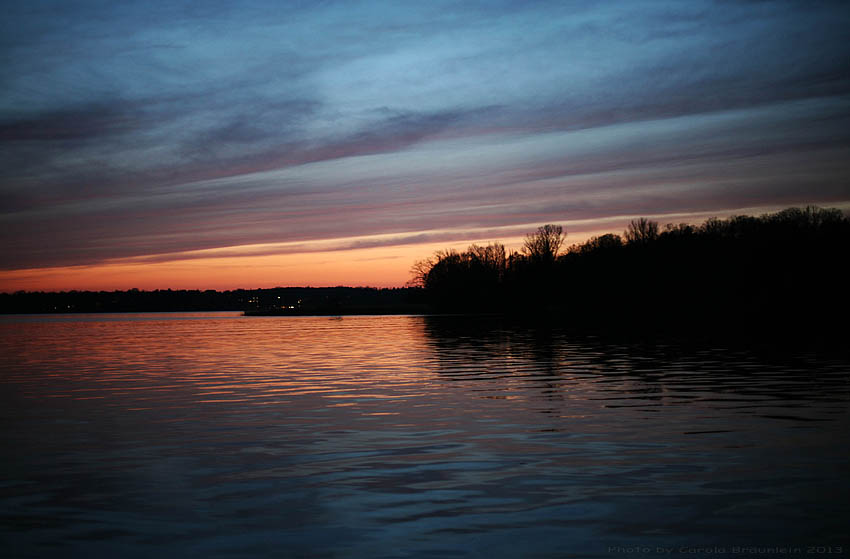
0,286,422,315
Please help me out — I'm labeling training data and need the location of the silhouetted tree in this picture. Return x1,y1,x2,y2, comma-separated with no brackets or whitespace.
624,218,659,244
574,233,622,255
409,256,436,288
663,223,695,237
409,206,849,339
700,217,724,237
468,243,507,277
523,224,565,262
415,244,510,310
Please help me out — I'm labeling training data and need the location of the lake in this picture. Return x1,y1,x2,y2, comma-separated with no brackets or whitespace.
0,313,848,558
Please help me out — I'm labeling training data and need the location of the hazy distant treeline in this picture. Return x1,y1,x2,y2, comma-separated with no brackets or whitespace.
0,286,421,314
412,206,849,334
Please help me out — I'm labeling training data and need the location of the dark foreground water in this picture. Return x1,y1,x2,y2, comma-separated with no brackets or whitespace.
0,313,848,558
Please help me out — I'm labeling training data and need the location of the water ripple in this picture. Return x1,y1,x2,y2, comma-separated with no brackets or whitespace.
1,313,848,557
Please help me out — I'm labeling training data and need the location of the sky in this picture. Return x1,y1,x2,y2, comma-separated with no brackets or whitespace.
1,0,849,291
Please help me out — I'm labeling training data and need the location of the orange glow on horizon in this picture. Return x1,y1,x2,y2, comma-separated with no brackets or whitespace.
0,216,637,293
1,207,788,293
0,239,528,293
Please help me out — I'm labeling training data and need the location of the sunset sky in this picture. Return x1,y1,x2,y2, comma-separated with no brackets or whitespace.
2,0,849,291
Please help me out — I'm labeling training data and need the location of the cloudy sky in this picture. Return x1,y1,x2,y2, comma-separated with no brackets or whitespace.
2,0,849,290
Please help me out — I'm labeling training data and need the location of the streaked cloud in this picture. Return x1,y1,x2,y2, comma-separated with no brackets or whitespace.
1,0,849,288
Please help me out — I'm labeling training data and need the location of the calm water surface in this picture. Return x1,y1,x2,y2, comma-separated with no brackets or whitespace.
0,313,848,558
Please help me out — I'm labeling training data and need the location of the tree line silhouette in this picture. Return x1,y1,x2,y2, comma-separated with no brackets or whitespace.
3,205,846,336
411,206,849,337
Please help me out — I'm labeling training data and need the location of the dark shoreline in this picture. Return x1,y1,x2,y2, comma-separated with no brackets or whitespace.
0,286,422,315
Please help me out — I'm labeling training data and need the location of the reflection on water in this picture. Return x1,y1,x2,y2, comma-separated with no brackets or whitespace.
0,313,848,558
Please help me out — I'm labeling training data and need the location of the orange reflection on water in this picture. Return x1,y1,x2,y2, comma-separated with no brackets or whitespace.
2,312,850,555
0,315,442,413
